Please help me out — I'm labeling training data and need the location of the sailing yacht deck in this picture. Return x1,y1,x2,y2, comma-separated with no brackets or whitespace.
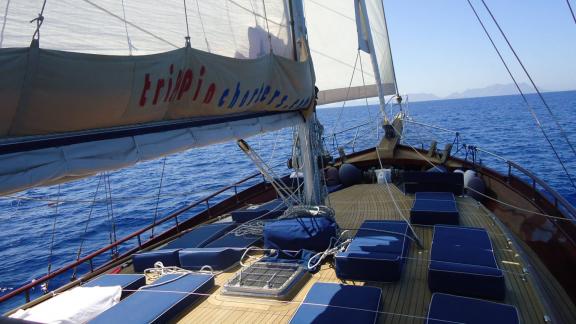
172,183,573,324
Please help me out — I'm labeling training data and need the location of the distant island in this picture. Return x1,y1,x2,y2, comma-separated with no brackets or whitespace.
407,83,546,102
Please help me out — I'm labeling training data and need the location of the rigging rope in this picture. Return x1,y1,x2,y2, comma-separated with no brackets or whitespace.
72,174,104,279
195,0,211,52
566,0,576,25
150,157,167,238
466,0,576,191
0,0,11,48
478,0,576,159
120,0,133,55
261,0,274,54
105,172,118,257
30,0,47,42
183,0,191,46
329,51,360,137
44,183,60,293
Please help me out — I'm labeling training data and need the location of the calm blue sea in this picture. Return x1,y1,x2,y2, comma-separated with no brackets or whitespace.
1,90,575,313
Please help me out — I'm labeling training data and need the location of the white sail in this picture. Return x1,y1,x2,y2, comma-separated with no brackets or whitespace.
304,0,397,104
0,0,295,58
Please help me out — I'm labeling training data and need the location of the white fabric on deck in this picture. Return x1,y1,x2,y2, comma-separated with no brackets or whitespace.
10,286,121,324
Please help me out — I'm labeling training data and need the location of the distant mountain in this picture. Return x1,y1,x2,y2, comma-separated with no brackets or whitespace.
407,83,544,102
445,83,540,99
405,93,440,102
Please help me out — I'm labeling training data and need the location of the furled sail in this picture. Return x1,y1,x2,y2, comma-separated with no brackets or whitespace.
304,0,397,105
0,0,313,194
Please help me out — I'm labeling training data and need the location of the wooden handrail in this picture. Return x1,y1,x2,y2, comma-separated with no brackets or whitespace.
0,172,261,305
508,160,576,220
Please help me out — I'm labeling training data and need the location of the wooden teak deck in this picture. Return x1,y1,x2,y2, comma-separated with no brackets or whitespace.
175,184,570,323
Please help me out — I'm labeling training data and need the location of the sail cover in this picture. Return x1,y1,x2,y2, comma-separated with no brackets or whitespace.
0,0,314,194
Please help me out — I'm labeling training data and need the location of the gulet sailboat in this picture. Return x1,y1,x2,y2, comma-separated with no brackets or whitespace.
1,1,576,323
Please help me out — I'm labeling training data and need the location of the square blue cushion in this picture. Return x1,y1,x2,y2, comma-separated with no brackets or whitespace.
290,283,381,324
335,220,411,282
132,249,181,273
90,273,214,324
429,226,505,300
162,222,236,249
427,293,519,324
410,193,459,226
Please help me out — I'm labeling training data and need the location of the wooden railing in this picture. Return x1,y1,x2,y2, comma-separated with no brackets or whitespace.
0,171,264,306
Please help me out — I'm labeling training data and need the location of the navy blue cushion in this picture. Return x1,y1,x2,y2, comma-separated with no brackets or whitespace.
264,217,338,252
231,199,286,223
132,249,181,273
162,222,236,249
290,283,381,324
83,274,145,299
410,192,459,225
90,273,214,324
427,293,519,324
429,226,505,300
401,172,464,195
204,231,261,248
335,220,411,282
179,248,243,271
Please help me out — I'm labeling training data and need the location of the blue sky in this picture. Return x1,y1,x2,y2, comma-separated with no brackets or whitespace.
383,0,576,97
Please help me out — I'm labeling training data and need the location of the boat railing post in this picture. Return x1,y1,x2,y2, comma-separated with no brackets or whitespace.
137,234,142,248
174,216,180,232
234,185,239,202
25,289,30,303
507,162,512,183
206,200,211,216
532,178,537,201
88,259,94,272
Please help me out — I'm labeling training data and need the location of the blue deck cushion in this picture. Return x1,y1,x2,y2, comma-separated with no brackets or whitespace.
162,222,237,249
179,248,243,271
429,226,506,300
132,249,181,273
335,220,411,282
83,274,146,298
90,273,214,324
401,171,464,195
426,293,519,324
204,231,261,248
231,199,287,223
264,217,338,252
410,192,459,225
290,282,381,324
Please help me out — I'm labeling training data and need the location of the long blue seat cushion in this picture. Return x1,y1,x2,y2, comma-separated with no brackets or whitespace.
132,249,181,273
264,216,338,252
83,274,146,298
231,199,287,223
401,171,464,195
204,230,261,249
162,222,237,249
179,248,243,271
429,226,505,300
410,192,459,225
335,220,411,282
290,283,381,324
90,273,214,324
426,293,519,324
